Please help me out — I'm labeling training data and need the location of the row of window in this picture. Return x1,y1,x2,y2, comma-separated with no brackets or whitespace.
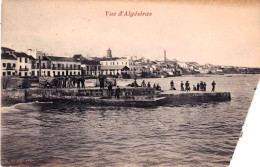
2,71,15,76
2,63,16,68
31,71,81,77
101,61,132,66
2,71,28,76
19,57,29,63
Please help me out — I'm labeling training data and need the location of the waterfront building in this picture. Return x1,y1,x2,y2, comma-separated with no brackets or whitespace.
31,56,82,77
15,52,35,77
100,48,134,76
1,47,17,76
73,54,101,77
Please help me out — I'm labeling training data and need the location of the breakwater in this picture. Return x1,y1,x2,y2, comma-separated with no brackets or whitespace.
1,87,231,107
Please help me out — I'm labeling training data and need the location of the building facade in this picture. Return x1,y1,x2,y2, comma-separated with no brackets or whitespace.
1,47,17,76
99,48,134,76
31,56,82,77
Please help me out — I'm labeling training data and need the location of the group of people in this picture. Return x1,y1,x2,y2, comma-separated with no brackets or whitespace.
191,81,207,91
132,79,161,91
180,81,191,91
107,83,121,99
179,80,216,92
44,76,86,88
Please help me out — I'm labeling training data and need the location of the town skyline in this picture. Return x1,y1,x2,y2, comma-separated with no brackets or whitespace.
2,0,260,68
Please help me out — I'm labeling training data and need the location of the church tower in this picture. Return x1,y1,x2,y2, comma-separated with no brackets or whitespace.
107,48,112,58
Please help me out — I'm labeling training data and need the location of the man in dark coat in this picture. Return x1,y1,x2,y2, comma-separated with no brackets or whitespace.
81,77,85,88
115,86,120,99
211,80,216,92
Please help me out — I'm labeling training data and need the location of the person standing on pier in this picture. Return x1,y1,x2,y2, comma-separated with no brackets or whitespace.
170,80,174,90
72,76,76,88
133,78,138,87
141,80,146,87
181,81,184,91
200,81,204,91
115,86,121,99
108,83,113,98
147,82,151,88
77,77,81,89
153,83,156,89
156,84,161,91
211,80,216,92
203,82,207,91
197,83,200,91
193,85,196,91
185,81,190,91
81,77,85,88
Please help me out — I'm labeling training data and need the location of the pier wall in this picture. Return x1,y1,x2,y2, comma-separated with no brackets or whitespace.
1,87,231,107
1,89,26,105
160,92,231,105
24,87,155,102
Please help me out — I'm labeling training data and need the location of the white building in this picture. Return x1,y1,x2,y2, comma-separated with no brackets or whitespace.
99,48,134,76
15,52,35,77
31,56,82,77
1,47,17,76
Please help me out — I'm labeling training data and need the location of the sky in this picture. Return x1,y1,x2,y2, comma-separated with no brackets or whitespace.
2,0,260,67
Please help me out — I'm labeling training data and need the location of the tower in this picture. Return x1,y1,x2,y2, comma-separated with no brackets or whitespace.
107,48,112,58
164,50,167,62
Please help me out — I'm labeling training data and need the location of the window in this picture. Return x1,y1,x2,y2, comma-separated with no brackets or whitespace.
13,63,16,67
47,71,50,76
78,72,80,75
25,58,28,63
20,58,22,62
32,71,35,76
7,71,11,75
3,63,6,67
19,72,21,76
70,72,72,75
3,72,6,76
74,72,76,75
113,62,114,65
58,72,60,76
37,71,39,76
62,72,64,76
25,72,27,76
12,72,15,76
20,66,22,69
53,71,55,76
43,63,45,68
37,63,39,69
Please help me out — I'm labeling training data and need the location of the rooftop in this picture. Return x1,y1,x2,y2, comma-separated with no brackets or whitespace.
1,53,17,60
47,56,80,62
1,47,14,52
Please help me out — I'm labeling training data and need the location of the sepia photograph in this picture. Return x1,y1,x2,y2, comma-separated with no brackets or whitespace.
1,0,260,166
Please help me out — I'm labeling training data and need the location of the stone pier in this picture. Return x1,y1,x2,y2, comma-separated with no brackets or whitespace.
1,87,231,107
